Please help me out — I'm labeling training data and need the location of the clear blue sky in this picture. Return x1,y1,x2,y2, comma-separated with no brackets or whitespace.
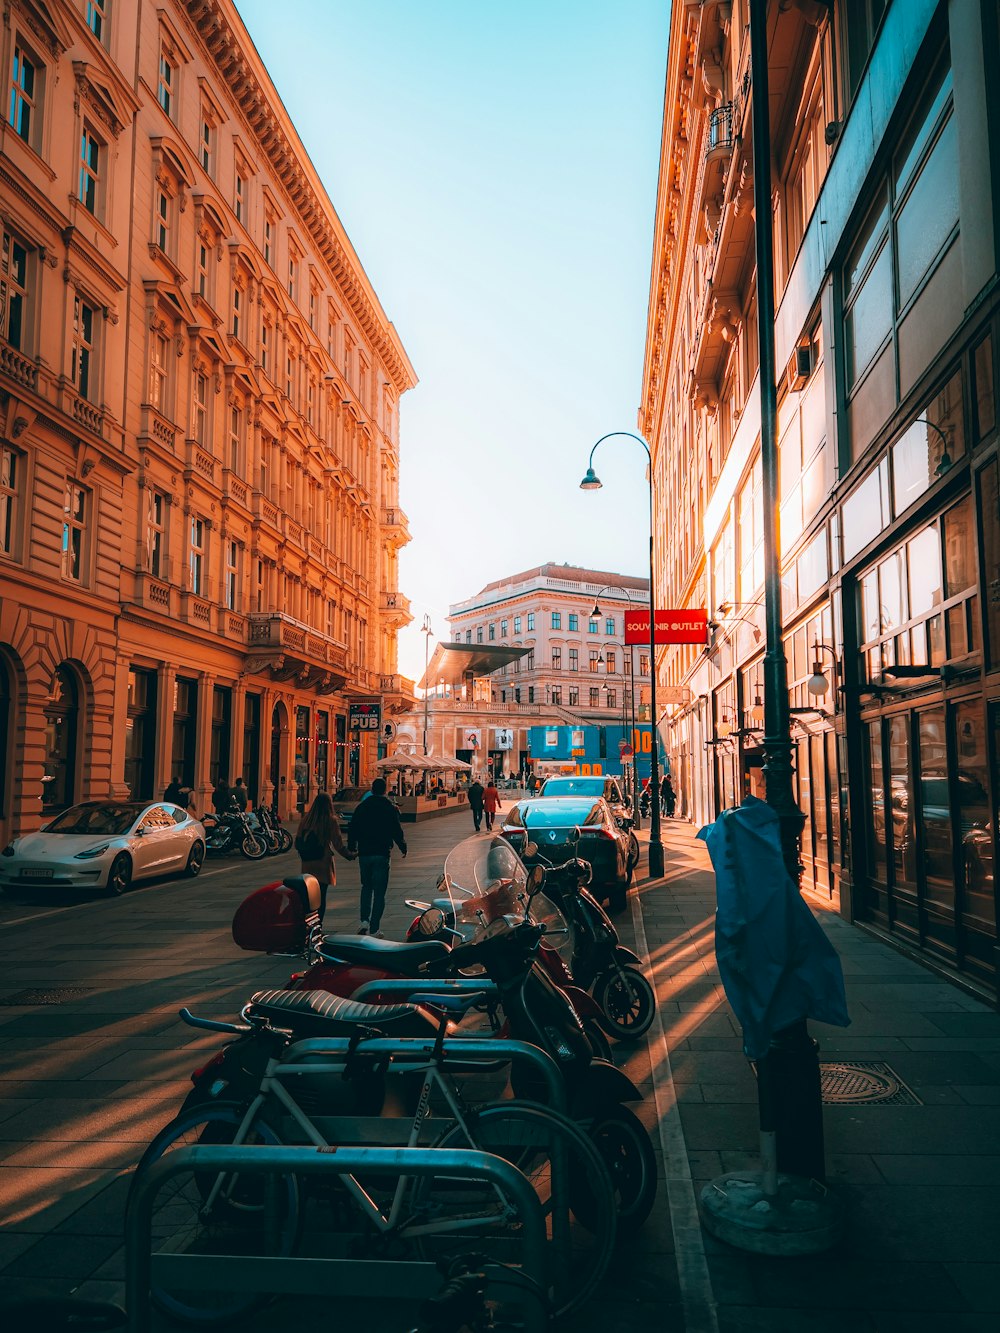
234,0,669,682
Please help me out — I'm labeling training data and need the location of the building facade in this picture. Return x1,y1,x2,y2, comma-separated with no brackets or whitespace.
0,0,415,843
643,0,999,993
427,564,653,777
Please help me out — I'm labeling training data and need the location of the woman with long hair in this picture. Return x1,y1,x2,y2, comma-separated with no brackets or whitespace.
293,792,354,921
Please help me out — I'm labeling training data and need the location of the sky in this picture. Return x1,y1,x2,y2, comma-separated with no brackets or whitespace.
234,0,669,683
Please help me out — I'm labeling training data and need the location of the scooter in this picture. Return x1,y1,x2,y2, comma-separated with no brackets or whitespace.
202,802,269,859
537,852,655,1040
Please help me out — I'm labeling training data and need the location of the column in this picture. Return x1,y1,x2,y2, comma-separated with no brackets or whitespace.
155,662,177,794
193,670,215,814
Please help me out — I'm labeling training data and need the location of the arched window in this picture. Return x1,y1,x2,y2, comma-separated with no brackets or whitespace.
43,665,79,812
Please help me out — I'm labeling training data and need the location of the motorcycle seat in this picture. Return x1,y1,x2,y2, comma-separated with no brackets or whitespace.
318,935,450,968
247,987,419,1033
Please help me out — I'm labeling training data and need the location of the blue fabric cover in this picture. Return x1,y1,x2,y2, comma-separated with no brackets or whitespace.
698,796,850,1059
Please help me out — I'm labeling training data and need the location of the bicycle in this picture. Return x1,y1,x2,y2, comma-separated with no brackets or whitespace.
131,988,615,1325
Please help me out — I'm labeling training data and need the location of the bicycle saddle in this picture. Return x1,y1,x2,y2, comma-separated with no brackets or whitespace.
318,934,449,968
247,987,420,1033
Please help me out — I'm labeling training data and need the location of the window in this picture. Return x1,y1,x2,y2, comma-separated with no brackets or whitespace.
465,628,471,643
589,687,600,707
525,650,534,670
155,187,171,254
514,616,522,634
569,648,579,671
62,481,87,582
527,613,535,631
193,371,210,450
551,612,561,629
589,651,600,672
146,489,166,577
263,210,275,266
843,0,888,104
0,445,21,558
605,618,615,636
225,539,239,610
500,619,508,636
569,687,579,706
71,295,95,400
287,249,298,300
199,113,214,175
639,653,650,676
552,648,561,670
9,43,38,146
157,48,175,118
260,320,271,376
306,375,316,428
738,456,764,600
231,283,242,341
189,516,205,595
476,626,483,644
234,171,245,224
86,0,107,42
528,687,535,704
551,687,561,706
606,689,616,709
229,403,242,472
589,619,599,634
1,228,30,350
196,240,209,299
78,126,101,215
568,613,578,631
148,331,169,410
605,652,616,673
308,280,318,331
488,623,496,641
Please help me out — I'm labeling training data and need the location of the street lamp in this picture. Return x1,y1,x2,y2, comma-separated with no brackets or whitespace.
421,614,433,755
592,585,642,825
580,432,665,879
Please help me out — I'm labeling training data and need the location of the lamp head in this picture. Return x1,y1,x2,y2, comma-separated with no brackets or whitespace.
591,601,601,617
718,714,732,739
807,665,829,698
579,467,603,491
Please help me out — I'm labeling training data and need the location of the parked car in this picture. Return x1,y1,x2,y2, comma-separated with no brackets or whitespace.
330,786,372,832
537,774,631,823
499,795,633,912
0,800,206,896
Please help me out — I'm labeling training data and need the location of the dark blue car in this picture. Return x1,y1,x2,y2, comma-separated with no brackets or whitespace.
499,795,632,911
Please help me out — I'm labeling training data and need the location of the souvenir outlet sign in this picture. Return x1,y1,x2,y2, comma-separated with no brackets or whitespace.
624,609,708,645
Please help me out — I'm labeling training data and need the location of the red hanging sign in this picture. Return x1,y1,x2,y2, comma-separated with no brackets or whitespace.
624,609,708,646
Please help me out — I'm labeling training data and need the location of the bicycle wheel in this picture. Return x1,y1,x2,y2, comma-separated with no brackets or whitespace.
413,1101,615,1320
129,1102,300,1326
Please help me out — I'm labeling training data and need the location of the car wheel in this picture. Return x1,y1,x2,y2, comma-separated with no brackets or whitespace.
106,853,132,897
185,841,205,877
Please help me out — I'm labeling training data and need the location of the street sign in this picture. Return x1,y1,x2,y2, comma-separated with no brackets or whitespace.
382,719,398,743
660,685,692,706
619,742,635,760
349,698,382,731
625,609,709,645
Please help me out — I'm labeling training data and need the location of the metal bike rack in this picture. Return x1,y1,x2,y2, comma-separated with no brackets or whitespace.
126,1144,548,1333
282,1032,568,1116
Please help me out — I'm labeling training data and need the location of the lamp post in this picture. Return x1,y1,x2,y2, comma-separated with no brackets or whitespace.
580,432,664,879
592,585,642,825
421,614,433,755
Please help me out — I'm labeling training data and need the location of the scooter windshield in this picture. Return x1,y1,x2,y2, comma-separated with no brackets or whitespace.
440,834,571,954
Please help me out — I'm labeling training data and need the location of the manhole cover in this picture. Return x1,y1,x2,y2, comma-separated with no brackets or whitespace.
820,1061,921,1105
0,987,94,1006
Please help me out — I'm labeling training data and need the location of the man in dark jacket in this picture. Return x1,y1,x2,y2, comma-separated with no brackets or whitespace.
346,777,407,937
467,778,485,831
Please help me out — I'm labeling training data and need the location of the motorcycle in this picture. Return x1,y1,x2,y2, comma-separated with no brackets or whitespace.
202,802,269,859
254,803,293,855
534,851,655,1040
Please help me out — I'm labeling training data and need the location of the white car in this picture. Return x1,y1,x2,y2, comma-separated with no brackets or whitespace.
0,800,207,896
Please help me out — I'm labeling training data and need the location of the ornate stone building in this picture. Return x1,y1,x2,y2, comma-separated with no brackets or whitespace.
0,0,415,842
643,0,999,993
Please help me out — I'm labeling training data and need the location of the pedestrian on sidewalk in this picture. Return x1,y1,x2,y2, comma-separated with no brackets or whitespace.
661,773,676,818
347,777,407,937
232,777,249,811
468,776,485,831
212,775,232,815
294,791,355,923
164,776,184,806
483,778,501,831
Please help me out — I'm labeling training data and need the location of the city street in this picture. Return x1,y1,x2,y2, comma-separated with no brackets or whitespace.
1,805,999,1330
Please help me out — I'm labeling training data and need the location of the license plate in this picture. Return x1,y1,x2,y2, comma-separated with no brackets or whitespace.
21,867,52,878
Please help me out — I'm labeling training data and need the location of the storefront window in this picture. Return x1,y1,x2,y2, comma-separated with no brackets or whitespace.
125,667,157,800
210,686,231,787
171,678,197,787
243,693,260,802
974,334,995,440
43,666,78,812
295,705,310,811
907,526,942,618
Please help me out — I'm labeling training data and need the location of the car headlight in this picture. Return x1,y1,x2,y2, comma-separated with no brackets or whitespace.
74,843,111,860
1,843,15,857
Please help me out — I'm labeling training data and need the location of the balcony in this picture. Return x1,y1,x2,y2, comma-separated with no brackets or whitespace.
0,341,38,391
381,506,410,548
697,102,735,241
380,590,412,624
245,611,349,694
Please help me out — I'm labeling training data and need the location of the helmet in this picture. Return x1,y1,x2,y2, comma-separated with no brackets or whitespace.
232,881,306,952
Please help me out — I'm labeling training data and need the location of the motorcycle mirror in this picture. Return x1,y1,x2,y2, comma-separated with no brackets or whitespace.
526,864,546,894
405,899,432,912
417,906,446,936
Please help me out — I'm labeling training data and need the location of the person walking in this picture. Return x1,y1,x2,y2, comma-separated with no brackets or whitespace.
483,778,501,832
164,777,184,806
467,777,485,832
231,778,249,811
661,773,676,818
347,778,407,937
293,791,354,923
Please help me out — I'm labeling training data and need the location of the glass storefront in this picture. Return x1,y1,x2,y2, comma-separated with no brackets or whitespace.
125,667,157,799
171,678,198,787
43,665,78,813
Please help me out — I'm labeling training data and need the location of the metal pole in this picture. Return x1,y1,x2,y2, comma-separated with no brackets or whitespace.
647,476,664,877
421,614,432,756
628,646,639,824
749,0,820,1185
